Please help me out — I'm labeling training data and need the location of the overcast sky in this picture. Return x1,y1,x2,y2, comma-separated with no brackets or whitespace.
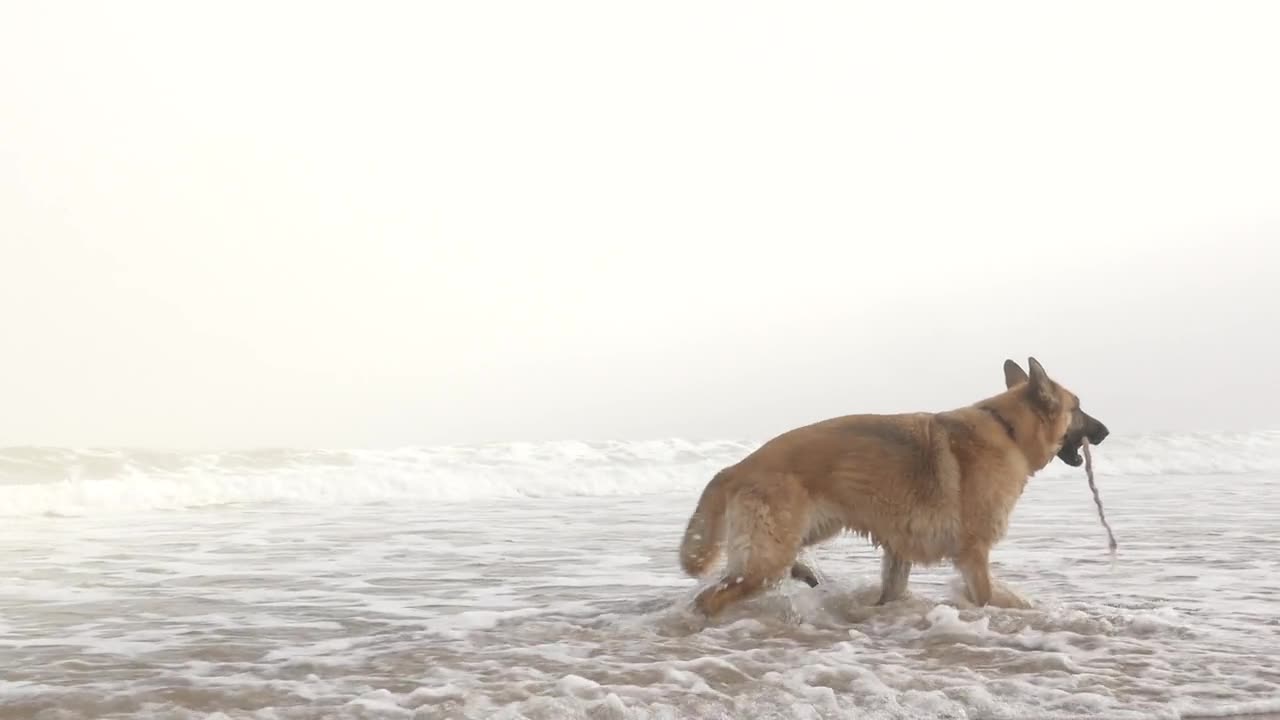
2,1,1277,449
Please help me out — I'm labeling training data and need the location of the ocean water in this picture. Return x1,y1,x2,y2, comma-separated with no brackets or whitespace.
2,431,1279,719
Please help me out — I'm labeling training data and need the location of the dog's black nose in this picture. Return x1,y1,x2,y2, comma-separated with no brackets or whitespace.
1090,423,1110,444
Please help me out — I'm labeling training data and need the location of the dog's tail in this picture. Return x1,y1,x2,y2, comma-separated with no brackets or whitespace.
679,469,733,577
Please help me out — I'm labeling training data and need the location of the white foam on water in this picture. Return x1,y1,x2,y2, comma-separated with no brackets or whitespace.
1,430,1278,516
1,433,1278,719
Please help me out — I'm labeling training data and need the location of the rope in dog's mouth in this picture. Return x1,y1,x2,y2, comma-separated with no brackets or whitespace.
1082,437,1117,552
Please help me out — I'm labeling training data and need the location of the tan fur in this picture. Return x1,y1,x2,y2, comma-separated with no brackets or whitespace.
679,357,1097,617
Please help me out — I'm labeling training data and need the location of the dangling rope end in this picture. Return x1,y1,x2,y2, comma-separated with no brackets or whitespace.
1081,436,1118,553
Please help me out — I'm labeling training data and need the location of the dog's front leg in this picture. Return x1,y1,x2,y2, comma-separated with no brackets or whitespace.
957,545,992,606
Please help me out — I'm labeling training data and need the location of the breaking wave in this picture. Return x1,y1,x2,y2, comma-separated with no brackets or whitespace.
1,430,1277,517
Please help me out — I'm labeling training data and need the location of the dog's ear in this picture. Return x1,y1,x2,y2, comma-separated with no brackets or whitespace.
1026,356,1058,407
1003,359,1028,389
1027,357,1049,385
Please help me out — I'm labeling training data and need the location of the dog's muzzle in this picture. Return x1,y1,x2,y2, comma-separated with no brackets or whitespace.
1057,411,1109,467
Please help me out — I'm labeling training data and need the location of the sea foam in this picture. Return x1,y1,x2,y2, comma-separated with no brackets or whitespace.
1,430,1276,517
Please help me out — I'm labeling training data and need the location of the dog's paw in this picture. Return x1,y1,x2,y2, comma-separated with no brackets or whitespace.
949,576,1035,610
988,581,1034,610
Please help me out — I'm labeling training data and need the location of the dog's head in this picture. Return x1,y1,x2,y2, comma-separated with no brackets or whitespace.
1003,357,1109,467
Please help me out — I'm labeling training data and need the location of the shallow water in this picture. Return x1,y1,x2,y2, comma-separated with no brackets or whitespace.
2,437,1280,719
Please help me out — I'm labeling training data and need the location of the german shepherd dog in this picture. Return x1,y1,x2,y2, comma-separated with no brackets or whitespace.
679,357,1109,617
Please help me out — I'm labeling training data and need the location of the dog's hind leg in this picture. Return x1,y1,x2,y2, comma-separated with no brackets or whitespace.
790,561,820,588
694,478,805,617
876,549,912,604
789,508,842,589
695,571,772,617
